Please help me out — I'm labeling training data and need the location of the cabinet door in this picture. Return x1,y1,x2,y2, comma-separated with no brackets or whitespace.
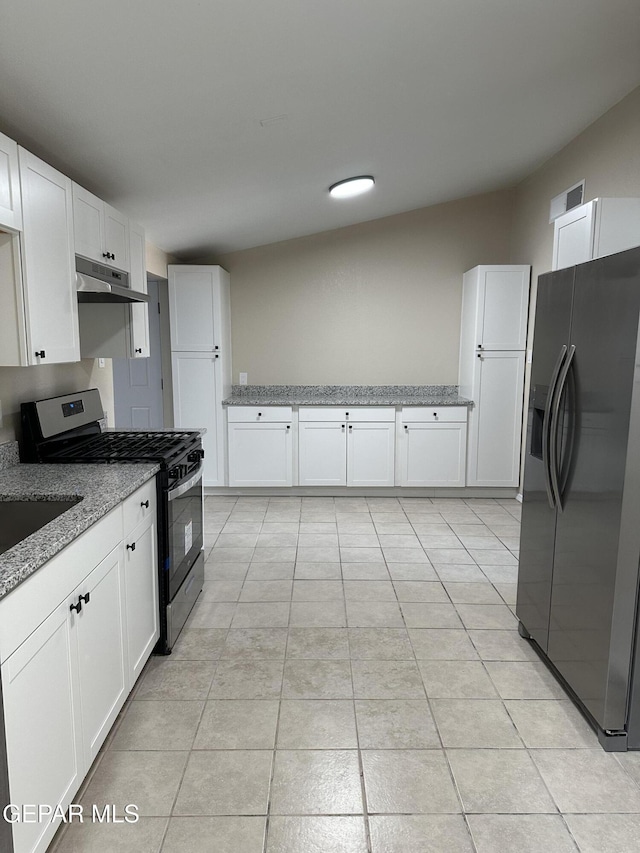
123,517,158,686
228,423,293,486
0,131,22,230
72,183,104,263
298,422,347,486
104,202,129,271
347,422,395,487
168,266,218,351
73,546,127,765
19,148,80,365
399,422,467,487
2,601,82,853
478,267,530,350
128,220,149,358
172,352,222,487
552,200,595,271
467,350,525,487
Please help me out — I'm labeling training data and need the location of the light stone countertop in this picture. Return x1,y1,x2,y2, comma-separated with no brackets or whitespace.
0,456,159,600
223,384,473,407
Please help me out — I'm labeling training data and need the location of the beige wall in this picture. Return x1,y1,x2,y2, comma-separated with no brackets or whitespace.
215,190,515,385
510,84,640,488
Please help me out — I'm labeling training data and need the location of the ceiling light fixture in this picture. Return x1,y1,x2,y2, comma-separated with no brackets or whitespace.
329,175,375,199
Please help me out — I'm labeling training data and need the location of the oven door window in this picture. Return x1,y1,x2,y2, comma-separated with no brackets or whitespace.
167,470,203,598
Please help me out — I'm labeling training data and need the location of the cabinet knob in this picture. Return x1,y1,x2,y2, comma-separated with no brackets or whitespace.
404,425,408,430
345,412,349,416
141,500,150,509
286,425,290,430
35,350,45,359
433,412,438,417
477,344,483,350
79,592,91,606
342,424,345,429
214,354,219,359
126,542,136,551
257,412,262,417
348,425,353,430
477,353,482,358
69,599,82,614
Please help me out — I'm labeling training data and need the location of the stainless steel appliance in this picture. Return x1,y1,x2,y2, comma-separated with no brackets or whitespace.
76,255,149,303
20,388,204,654
516,245,640,750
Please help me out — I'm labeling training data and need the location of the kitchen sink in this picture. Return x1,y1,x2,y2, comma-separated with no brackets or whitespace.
0,499,82,556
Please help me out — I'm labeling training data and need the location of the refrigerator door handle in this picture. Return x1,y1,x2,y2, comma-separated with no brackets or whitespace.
550,344,576,512
543,345,568,509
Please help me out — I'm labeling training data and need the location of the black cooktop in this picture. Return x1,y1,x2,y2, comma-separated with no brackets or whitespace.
44,431,200,464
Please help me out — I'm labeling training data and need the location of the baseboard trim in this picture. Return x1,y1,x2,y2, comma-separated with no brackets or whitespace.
204,486,519,499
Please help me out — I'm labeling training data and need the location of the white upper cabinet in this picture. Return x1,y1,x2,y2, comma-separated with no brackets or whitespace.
73,183,129,271
128,219,149,357
460,265,530,353
0,131,22,231
552,198,640,271
19,148,80,365
168,265,228,352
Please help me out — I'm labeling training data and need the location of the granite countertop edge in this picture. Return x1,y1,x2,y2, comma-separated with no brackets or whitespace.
223,385,473,407
0,461,160,600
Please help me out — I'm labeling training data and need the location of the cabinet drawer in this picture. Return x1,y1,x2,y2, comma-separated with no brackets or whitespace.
122,478,156,535
299,407,395,422
227,406,292,423
401,406,468,423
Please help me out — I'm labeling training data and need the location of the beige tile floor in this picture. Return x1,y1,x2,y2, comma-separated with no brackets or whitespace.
50,496,640,852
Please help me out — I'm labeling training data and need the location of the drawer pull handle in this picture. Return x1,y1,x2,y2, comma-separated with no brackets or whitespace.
141,500,150,508
69,599,82,614
126,542,136,551
35,350,46,359
79,592,91,606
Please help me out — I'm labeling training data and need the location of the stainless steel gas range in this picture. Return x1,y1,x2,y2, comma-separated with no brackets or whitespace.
20,388,204,653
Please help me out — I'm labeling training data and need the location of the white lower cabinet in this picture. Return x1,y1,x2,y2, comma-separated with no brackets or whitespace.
1,601,82,853
398,407,468,487
0,479,159,853
227,407,293,487
298,408,395,487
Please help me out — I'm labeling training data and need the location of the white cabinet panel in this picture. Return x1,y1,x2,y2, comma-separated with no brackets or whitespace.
227,406,293,422
553,198,640,271
347,422,395,486
168,266,221,352
228,422,293,486
2,602,81,853
298,422,347,486
480,268,530,350
74,547,127,764
19,148,79,365
103,203,129,271
399,422,467,487
299,407,394,422
73,184,104,262
0,130,22,230
128,219,149,358
553,201,595,271
123,518,158,685
466,351,526,487
172,352,222,487
401,406,467,423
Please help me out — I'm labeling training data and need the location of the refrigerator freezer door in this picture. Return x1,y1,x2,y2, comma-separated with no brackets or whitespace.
547,248,640,730
516,268,574,652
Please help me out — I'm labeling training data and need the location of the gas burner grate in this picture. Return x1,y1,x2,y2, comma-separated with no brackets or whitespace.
49,431,200,463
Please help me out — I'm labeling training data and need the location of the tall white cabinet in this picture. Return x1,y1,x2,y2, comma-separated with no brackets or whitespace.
168,265,231,488
459,265,530,487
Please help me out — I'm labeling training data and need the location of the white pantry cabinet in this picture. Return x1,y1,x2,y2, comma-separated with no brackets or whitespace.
459,264,530,488
0,480,158,853
298,407,395,487
0,130,22,230
227,407,293,487
398,407,468,487
552,198,640,271
169,266,232,488
128,219,149,357
73,183,129,272
18,148,80,365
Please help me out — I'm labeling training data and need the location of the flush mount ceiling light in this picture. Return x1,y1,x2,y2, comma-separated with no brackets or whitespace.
329,175,375,199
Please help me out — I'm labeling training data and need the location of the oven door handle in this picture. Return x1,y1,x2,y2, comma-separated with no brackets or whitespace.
167,463,203,501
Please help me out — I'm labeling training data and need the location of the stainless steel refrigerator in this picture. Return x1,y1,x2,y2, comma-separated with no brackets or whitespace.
516,245,640,751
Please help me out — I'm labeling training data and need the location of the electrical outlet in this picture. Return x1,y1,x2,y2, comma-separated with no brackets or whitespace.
239,373,248,385
98,358,106,368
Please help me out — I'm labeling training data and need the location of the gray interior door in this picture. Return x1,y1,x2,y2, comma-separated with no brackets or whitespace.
548,248,640,729
516,268,574,651
113,280,164,429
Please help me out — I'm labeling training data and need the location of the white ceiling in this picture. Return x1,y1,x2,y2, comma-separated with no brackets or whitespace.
0,0,638,257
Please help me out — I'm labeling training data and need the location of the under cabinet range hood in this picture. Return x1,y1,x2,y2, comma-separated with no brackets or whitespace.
75,256,148,304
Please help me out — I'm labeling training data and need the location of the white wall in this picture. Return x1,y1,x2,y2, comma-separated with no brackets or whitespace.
213,189,515,385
